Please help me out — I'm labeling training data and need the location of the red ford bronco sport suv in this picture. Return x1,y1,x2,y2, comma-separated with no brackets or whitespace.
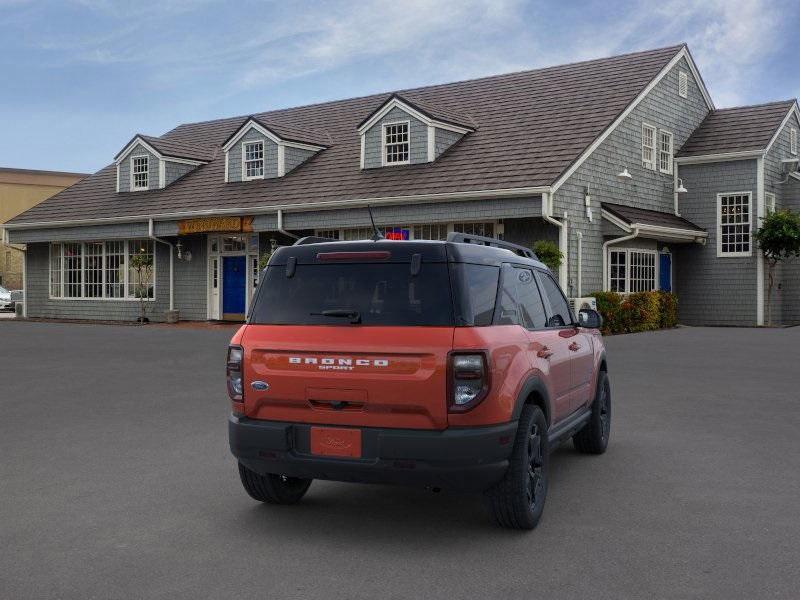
228,233,609,529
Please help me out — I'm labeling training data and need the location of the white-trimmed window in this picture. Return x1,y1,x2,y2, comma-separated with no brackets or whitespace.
642,123,656,170
766,192,776,214
49,239,155,300
678,70,688,99
243,141,265,179
608,249,657,293
131,156,149,190
316,221,499,242
383,121,410,165
659,130,674,174
717,192,752,256
790,127,797,155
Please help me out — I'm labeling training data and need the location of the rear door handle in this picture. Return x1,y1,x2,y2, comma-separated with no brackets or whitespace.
568,342,580,352
537,346,554,359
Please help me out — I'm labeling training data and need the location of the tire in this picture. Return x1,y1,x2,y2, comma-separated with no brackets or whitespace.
573,370,611,454
485,405,549,530
237,462,312,505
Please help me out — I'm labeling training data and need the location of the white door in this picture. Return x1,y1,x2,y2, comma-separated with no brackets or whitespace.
209,256,220,320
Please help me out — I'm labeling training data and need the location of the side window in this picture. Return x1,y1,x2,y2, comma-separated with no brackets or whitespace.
536,271,573,328
515,268,547,329
496,264,519,325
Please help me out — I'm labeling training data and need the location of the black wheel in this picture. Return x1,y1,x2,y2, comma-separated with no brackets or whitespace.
485,405,549,530
237,462,312,504
573,370,611,454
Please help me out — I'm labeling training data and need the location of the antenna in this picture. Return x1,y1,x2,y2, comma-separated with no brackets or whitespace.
367,205,384,241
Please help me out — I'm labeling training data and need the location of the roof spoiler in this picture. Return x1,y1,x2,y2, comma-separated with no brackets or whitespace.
447,232,537,260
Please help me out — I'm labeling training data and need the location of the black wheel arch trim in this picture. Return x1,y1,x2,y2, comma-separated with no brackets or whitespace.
511,376,552,426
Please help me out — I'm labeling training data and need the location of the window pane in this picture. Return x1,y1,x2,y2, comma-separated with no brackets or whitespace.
132,156,149,189
128,239,154,299
244,141,264,178
84,242,103,298
63,243,82,298
451,264,499,326
719,194,751,254
515,268,547,329
105,241,126,298
384,122,410,164
537,271,572,327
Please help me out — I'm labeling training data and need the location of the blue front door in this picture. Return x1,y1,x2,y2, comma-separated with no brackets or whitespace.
659,253,672,292
223,256,246,317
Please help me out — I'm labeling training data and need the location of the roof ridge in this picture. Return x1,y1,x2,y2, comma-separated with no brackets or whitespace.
167,44,686,132
712,99,797,112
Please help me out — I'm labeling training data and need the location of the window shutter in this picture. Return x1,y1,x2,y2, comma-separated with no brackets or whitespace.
678,71,688,98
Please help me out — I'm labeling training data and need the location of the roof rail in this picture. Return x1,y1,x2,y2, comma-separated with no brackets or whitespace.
446,232,537,259
293,236,338,246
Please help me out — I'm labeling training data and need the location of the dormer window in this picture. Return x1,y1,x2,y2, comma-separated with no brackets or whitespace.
131,156,149,190
243,141,265,179
383,122,410,165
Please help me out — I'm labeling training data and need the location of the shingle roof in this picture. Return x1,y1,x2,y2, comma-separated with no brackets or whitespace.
356,93,475,130
677,100,796,157
11,45,686,226
221,117,332,149
115,134,217,162
603,202,705,232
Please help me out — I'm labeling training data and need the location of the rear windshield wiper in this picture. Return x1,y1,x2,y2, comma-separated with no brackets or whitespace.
311,309,362,324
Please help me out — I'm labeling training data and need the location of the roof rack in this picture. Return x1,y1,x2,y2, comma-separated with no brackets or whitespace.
293,236,338,246
446,232,538,260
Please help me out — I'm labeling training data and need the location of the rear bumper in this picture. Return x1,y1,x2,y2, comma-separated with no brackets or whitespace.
229,415,517,492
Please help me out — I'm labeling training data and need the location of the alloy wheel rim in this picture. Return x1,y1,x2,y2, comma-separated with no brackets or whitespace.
599,384,610,440
526,423,544,509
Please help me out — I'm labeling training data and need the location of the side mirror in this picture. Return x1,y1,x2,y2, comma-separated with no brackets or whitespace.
578,308,603,330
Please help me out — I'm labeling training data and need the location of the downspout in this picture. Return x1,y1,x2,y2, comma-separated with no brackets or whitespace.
148,219,174,312
602,228,639,291
277,209,299,240
576,231,583,297
541,192,568,289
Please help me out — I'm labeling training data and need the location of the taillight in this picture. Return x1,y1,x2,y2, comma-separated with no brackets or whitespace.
227,345,244,402
448,351,490,412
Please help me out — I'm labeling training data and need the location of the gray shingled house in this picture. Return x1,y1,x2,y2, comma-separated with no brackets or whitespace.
5,44,800,326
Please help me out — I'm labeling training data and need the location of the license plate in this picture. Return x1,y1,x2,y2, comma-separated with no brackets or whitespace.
310,427,362,458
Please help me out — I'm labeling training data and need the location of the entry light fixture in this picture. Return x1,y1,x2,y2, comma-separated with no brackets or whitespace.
675,178,688,194
616,167,633,182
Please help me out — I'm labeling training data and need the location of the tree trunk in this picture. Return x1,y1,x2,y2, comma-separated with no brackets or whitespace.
766,262,775,327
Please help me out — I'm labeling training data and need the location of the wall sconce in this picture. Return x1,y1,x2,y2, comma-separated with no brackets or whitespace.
176,240,192,262
616,167,633,182
675,178,688,194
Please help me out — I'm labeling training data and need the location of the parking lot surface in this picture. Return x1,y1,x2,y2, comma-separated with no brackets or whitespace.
1,321,799,599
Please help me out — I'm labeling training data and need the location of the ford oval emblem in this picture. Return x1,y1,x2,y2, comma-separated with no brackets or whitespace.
251,381,269,391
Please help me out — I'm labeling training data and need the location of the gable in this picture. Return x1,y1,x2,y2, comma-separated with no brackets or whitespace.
117,142,159,193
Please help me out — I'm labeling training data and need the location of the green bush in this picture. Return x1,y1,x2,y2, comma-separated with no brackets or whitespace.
532,240,562,272
590,290,678,335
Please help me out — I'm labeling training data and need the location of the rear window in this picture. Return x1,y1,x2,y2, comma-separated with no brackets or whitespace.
250,263,453,326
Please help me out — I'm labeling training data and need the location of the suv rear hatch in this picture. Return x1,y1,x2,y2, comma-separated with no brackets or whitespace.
241,242,457,430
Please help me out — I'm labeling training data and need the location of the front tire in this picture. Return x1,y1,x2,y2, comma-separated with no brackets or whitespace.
573,370,611,454
238,462,312,504
485,405,549,530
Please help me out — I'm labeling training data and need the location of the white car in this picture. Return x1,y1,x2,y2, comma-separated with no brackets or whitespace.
0,285,14,311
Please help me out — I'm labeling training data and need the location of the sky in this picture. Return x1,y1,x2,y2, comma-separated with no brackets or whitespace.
1,0,798,173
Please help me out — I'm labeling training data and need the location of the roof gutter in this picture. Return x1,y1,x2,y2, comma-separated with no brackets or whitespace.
148,218,174,312
4,185,553,231
277,209,299,240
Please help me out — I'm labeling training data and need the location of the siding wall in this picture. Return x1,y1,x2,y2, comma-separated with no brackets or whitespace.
674,160,758,325
555,57,710,297
284,146,317,174
765,110,800,325
280,196,542,231
363,107,427,168
118,143,159,192
227,128,279,182
24,236,207,322
164,161,195,186
434,128,463,159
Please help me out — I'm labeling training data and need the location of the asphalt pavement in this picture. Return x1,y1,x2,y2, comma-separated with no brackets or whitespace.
1,321,798,599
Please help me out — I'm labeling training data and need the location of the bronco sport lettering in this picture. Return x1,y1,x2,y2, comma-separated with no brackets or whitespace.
228,233,611,530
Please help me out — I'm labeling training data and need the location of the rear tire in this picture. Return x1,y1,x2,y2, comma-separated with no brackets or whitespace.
573,370,611,454
238,462,312,504
485,405,549,530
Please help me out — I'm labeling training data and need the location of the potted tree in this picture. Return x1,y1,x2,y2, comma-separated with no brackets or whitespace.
754,208,800,326
129,248,154,324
